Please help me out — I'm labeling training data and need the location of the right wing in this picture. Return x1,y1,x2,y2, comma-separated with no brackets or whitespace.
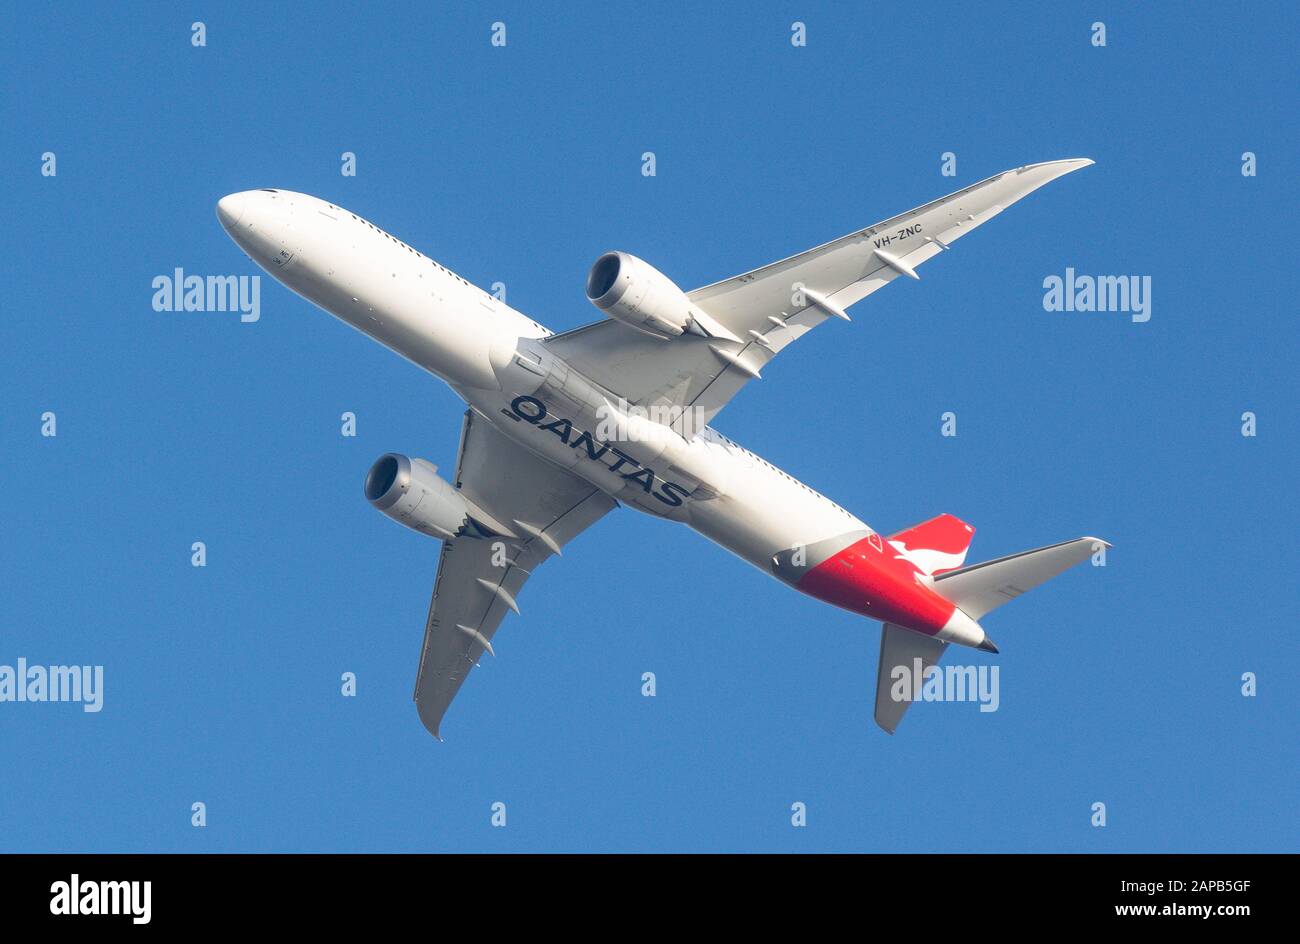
544,159,1093,432
413,409,616,739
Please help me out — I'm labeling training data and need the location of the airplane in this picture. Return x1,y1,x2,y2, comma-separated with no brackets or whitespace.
216,159,1106,739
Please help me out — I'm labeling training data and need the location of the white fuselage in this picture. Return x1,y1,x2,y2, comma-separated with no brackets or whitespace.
217,189,871,580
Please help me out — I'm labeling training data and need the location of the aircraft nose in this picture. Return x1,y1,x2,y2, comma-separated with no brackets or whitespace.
216,192,249,231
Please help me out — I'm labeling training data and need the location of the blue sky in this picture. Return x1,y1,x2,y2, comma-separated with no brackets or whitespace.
2,2,1296,852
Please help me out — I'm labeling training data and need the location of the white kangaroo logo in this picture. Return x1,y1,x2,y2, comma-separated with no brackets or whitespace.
888,540,968,576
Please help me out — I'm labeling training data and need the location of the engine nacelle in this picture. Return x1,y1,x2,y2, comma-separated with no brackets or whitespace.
364,453,469,540
586,251,695,339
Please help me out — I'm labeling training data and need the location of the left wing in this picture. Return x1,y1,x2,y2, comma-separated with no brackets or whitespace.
413,409,616,739
544,159,1092,432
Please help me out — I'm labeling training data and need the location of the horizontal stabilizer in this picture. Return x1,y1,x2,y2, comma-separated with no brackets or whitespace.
875,623,948,734
932,536,1107,620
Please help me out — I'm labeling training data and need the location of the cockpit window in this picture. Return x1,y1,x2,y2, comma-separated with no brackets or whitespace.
259,189,279,193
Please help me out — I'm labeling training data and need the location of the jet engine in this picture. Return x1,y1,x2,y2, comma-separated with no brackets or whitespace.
585,251,697,339
364,453,469,540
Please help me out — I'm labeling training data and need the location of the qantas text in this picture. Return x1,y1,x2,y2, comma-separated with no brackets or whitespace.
503,395,693,507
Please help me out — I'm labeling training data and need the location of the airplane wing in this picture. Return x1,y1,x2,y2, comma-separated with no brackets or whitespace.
544,159,1092,432
413,408,617,739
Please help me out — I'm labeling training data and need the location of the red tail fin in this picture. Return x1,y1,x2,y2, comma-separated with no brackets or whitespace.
886,513,976,576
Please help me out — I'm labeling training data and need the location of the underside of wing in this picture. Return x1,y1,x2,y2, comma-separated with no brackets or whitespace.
413,410,616,739
544,159,1092,431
